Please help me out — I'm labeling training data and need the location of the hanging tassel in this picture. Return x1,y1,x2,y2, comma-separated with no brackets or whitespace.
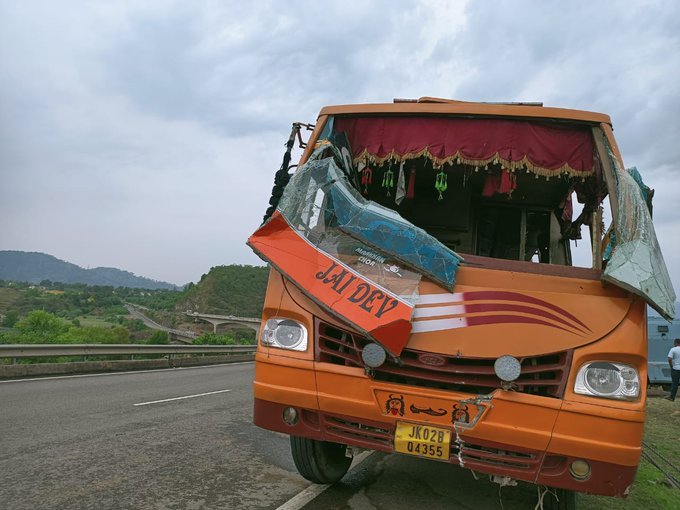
406,164,416,200
435,169,448,200
395,161,406,205
361,166,373,195
382,162,394,197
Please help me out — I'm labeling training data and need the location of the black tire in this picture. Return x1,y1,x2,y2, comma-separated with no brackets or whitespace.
290,436,352,484
543,488,577,510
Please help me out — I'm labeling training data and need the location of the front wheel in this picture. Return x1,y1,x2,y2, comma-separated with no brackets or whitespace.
543,487,577,510
290,436,352,484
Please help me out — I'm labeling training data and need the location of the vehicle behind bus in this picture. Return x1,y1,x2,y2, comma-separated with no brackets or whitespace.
248,98,675,509
648,315,679,386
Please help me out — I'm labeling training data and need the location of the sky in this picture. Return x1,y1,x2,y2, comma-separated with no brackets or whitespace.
1,0,679,290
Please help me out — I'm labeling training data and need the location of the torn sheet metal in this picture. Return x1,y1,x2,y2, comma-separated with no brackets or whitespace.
602,144,676,320
248,154,462,355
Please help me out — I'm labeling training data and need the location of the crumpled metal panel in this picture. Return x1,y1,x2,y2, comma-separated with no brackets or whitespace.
602,143,676,320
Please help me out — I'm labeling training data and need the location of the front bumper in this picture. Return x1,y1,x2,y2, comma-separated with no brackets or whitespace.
254,354,642,497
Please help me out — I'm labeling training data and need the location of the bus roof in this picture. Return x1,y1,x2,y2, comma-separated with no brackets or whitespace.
319,97,612,125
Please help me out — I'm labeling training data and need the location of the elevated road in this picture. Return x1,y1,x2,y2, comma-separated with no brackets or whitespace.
185,311,261,333
125,304,196,343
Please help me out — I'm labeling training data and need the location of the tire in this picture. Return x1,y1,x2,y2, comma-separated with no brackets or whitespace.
290,436,352,484
543,488,577,510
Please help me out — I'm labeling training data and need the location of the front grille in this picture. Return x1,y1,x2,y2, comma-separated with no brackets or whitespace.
316,320,571,398
456,439,543,478
323,415,393,450
317,411,542,479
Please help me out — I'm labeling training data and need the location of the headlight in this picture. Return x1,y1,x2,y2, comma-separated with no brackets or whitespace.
574,361,640,400
261,318,308,351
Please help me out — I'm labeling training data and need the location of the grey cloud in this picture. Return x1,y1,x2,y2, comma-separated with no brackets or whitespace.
97,2,419,137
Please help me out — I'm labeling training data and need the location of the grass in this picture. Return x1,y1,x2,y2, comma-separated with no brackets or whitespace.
75,316,119,328
578,395,680,510
0,287,21,310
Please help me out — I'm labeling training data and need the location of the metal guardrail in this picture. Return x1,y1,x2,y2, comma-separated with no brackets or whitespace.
0,344,256,359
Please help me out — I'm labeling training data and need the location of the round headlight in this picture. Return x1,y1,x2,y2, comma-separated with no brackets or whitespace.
584,362,621,395
494,355,521,382
274,320,304,348
261,318,308,351
361,342,387,368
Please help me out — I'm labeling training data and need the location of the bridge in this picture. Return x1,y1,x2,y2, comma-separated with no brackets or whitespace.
185,311,262,334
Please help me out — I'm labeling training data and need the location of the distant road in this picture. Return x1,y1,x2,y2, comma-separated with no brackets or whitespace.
125,304,169,330
125,304,196,341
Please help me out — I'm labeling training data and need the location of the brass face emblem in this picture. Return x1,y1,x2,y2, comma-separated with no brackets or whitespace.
385,394,405,416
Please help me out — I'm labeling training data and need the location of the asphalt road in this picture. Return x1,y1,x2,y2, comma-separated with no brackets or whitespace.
0,363,307,510
0,364,545,510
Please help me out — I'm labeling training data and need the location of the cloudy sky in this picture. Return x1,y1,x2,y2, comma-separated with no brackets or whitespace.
1,0,679,290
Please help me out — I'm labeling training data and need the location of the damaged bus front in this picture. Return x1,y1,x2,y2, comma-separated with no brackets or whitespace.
248,99,675,505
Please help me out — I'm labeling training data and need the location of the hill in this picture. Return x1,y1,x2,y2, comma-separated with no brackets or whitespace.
176,265,268,317
0,251,179,290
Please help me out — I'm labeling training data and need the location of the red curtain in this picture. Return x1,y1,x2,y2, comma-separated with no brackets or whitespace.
334,116,595,177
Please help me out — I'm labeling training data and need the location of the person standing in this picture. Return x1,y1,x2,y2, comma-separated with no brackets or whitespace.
666,338,680,401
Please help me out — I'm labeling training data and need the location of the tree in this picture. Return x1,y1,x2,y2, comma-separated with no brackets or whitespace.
193,332,237,345
15,310,67,342
147,330,169,344
2,310,19,328
60,325,130,344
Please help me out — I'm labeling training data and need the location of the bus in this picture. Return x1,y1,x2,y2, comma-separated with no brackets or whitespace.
648,315,679,386
248,98,675,508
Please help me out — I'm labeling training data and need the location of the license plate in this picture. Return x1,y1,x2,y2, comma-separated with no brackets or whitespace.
394,422,451,460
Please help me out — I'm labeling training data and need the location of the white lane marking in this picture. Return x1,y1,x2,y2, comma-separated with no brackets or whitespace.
133,389,231,406
0,361,254,384
275,451,374,510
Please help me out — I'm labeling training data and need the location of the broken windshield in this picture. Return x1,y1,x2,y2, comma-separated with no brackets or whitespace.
602,142,676,320
276,147,465,297
248,144,464,356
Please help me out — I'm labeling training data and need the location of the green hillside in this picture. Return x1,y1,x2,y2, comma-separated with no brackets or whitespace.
176,265,268,317
0,251,179,290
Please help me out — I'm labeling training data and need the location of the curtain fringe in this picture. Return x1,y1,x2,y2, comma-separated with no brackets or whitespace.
354,149,593,179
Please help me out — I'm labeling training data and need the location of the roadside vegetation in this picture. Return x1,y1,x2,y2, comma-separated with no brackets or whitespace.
578,396,679,510
0,264,268,349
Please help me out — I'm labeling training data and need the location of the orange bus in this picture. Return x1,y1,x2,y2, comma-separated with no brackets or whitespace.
248,98,675,508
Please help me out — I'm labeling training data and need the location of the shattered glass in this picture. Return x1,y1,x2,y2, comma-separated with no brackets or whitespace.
277,154,463,302
602,142,676,320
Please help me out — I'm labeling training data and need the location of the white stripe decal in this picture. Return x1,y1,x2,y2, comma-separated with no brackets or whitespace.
411,317,468,333
413,304,466,318
416,293,465,305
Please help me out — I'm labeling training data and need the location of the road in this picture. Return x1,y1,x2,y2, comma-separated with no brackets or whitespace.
125,304,169,331
125,304,196,341
0,364,544,510
0,364,307,509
